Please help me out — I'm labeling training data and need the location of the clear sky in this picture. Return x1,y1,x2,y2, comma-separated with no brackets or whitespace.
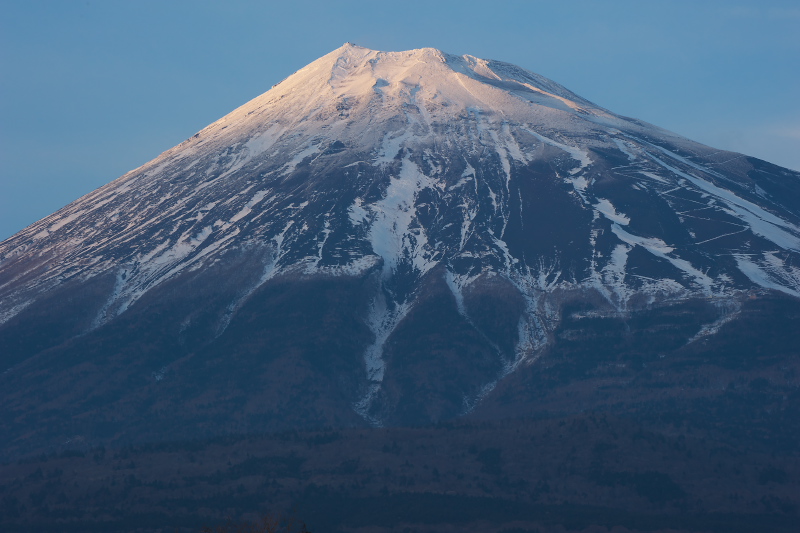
1,0,798,241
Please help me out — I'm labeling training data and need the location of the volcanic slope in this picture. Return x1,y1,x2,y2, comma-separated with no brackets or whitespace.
1,44,799,456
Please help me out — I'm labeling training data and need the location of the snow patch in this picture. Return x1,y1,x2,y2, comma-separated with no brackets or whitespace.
354,292,412,426
612,223,713,293
230,190,269,223
0,300,33,327
348,197,369,225
366,156,437,277
595,198,630,226
279,144,321,176
734,253,800,298
688,299,741,344
524,128,592,175
48,211,83,233
612,138,637,161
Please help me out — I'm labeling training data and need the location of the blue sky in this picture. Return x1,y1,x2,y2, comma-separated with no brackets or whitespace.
1,0,798,240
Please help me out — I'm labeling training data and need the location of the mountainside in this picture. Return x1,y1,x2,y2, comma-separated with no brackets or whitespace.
1,44,800,459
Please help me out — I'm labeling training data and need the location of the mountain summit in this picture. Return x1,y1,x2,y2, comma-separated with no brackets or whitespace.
1,45,799,456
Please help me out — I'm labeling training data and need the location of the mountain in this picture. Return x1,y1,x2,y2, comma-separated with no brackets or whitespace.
1,44,799,460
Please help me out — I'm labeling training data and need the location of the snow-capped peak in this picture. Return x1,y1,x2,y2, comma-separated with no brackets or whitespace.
1,44,799,344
